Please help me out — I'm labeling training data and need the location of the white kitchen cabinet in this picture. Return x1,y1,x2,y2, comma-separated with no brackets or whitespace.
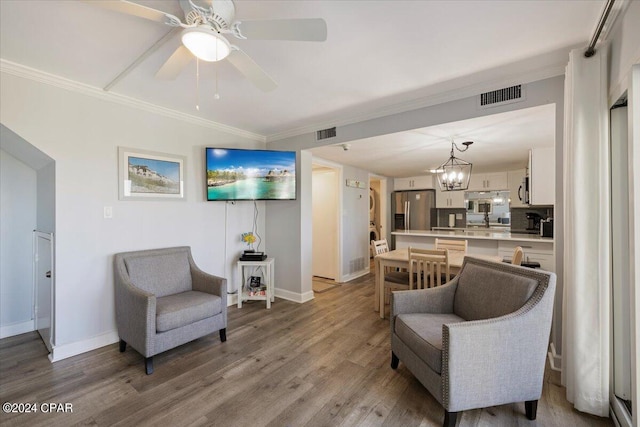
467,172,508,191
530,147,555,205
394,175,434,191
436,189,465,208
498,241,555,272
524,252,555,273
485,172,508,190
508,169,527,208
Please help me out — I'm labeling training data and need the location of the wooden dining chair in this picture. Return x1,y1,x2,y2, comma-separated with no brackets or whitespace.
434,239,465,280
408,247,450,289
512,246,524,266
434,238,468,253
371,239,411,304
371,239,390,256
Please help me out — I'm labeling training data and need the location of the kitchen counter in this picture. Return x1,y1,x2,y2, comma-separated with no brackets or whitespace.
466,222,511,228
393,229,553,243
392,229,555,272
432,225,514,232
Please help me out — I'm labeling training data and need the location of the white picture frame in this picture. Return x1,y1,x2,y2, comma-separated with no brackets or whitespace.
118,147,186,201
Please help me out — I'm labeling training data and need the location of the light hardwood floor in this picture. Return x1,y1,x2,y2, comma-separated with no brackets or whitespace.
0,273,613,427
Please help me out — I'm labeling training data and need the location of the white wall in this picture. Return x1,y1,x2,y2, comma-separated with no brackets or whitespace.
607,0,640,103
0,149,37,337
341,165,370,279
265,150,313,302
37,161,55,234
0,71,264,359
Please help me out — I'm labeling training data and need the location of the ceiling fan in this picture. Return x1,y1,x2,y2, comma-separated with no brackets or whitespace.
88,0,327,92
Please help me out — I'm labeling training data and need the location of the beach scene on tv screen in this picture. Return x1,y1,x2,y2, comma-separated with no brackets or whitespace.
207,149,296,200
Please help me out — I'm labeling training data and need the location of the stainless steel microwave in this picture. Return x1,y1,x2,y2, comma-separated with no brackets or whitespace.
519,176,530,205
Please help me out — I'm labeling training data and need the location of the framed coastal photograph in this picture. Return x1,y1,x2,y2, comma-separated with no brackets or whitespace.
118,147,186,201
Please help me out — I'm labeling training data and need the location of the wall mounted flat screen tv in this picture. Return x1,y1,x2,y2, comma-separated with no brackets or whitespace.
206,148,296,201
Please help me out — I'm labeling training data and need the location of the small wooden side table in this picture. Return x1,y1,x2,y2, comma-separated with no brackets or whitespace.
237,258,275,309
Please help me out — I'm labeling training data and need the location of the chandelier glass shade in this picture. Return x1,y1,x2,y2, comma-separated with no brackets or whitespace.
436,141,473,191
181,26,231,62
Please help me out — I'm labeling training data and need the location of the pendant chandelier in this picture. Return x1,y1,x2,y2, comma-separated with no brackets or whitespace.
436,140,474,191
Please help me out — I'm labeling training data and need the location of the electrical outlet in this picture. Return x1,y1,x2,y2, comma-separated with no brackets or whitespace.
104,206,113,219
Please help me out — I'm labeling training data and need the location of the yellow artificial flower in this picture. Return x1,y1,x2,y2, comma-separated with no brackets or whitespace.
242,232,256,245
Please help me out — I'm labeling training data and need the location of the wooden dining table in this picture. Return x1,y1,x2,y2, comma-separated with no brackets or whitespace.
374,248,501,318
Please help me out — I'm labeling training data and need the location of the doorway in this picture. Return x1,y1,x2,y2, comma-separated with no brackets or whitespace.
312,162,341,286
34,231,54,352
369,175,387,260
0,125,55,358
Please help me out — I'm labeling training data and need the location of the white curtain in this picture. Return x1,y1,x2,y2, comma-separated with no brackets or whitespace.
562,47,611,417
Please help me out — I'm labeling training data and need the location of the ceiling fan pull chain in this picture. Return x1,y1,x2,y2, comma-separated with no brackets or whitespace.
196,58,200,111
215,65,221,100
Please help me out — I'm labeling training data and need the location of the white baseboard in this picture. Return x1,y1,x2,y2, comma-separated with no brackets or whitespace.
547,342,562,372
0,320,34,339
49,330,119,363
340,269,369,283
229,289,313,305
275,288,314,303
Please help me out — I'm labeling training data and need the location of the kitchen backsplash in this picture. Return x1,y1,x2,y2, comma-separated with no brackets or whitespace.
510,206,554,233
434,205,553,231
436,208,466,228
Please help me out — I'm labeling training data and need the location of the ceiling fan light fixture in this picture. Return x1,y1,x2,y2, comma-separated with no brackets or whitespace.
181,26,231,62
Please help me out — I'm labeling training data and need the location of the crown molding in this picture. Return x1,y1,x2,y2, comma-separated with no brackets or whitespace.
265,61,567,143
0,59,265,143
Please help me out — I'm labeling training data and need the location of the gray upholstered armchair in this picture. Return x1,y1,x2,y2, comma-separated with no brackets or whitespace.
390,257,556,427
114,246,227,374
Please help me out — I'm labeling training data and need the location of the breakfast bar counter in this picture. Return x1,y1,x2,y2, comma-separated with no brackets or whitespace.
392,229,553,243
392,229,555,272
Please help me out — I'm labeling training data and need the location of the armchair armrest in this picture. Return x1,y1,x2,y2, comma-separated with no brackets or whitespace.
390,278,458,332
442,283,555,412
190,265,227,322
114,275,156,357
191,266,227,297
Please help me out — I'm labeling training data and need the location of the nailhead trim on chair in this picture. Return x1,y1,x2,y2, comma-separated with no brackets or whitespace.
442,324,451,408
440,257,551,409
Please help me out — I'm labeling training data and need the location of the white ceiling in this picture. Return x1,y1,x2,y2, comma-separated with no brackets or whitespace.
310,104,555,176
0,0,603,174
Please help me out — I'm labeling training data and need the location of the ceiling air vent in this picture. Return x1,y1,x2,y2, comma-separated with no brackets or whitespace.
478,84,524,109
316,127,337,141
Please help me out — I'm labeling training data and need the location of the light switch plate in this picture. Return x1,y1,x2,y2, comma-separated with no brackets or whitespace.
104,206,113,219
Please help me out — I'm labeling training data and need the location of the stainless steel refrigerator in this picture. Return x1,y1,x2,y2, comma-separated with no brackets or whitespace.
391,190,436,248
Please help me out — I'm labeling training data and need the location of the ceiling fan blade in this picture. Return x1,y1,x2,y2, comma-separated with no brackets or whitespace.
156,45,193,80
84,0,177,24
235,18,327,41
226,49,277,92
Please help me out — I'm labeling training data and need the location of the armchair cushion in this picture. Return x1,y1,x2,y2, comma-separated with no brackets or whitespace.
124,252,192,297
156,291,222,332
395,313,464,374
453,260,538,321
